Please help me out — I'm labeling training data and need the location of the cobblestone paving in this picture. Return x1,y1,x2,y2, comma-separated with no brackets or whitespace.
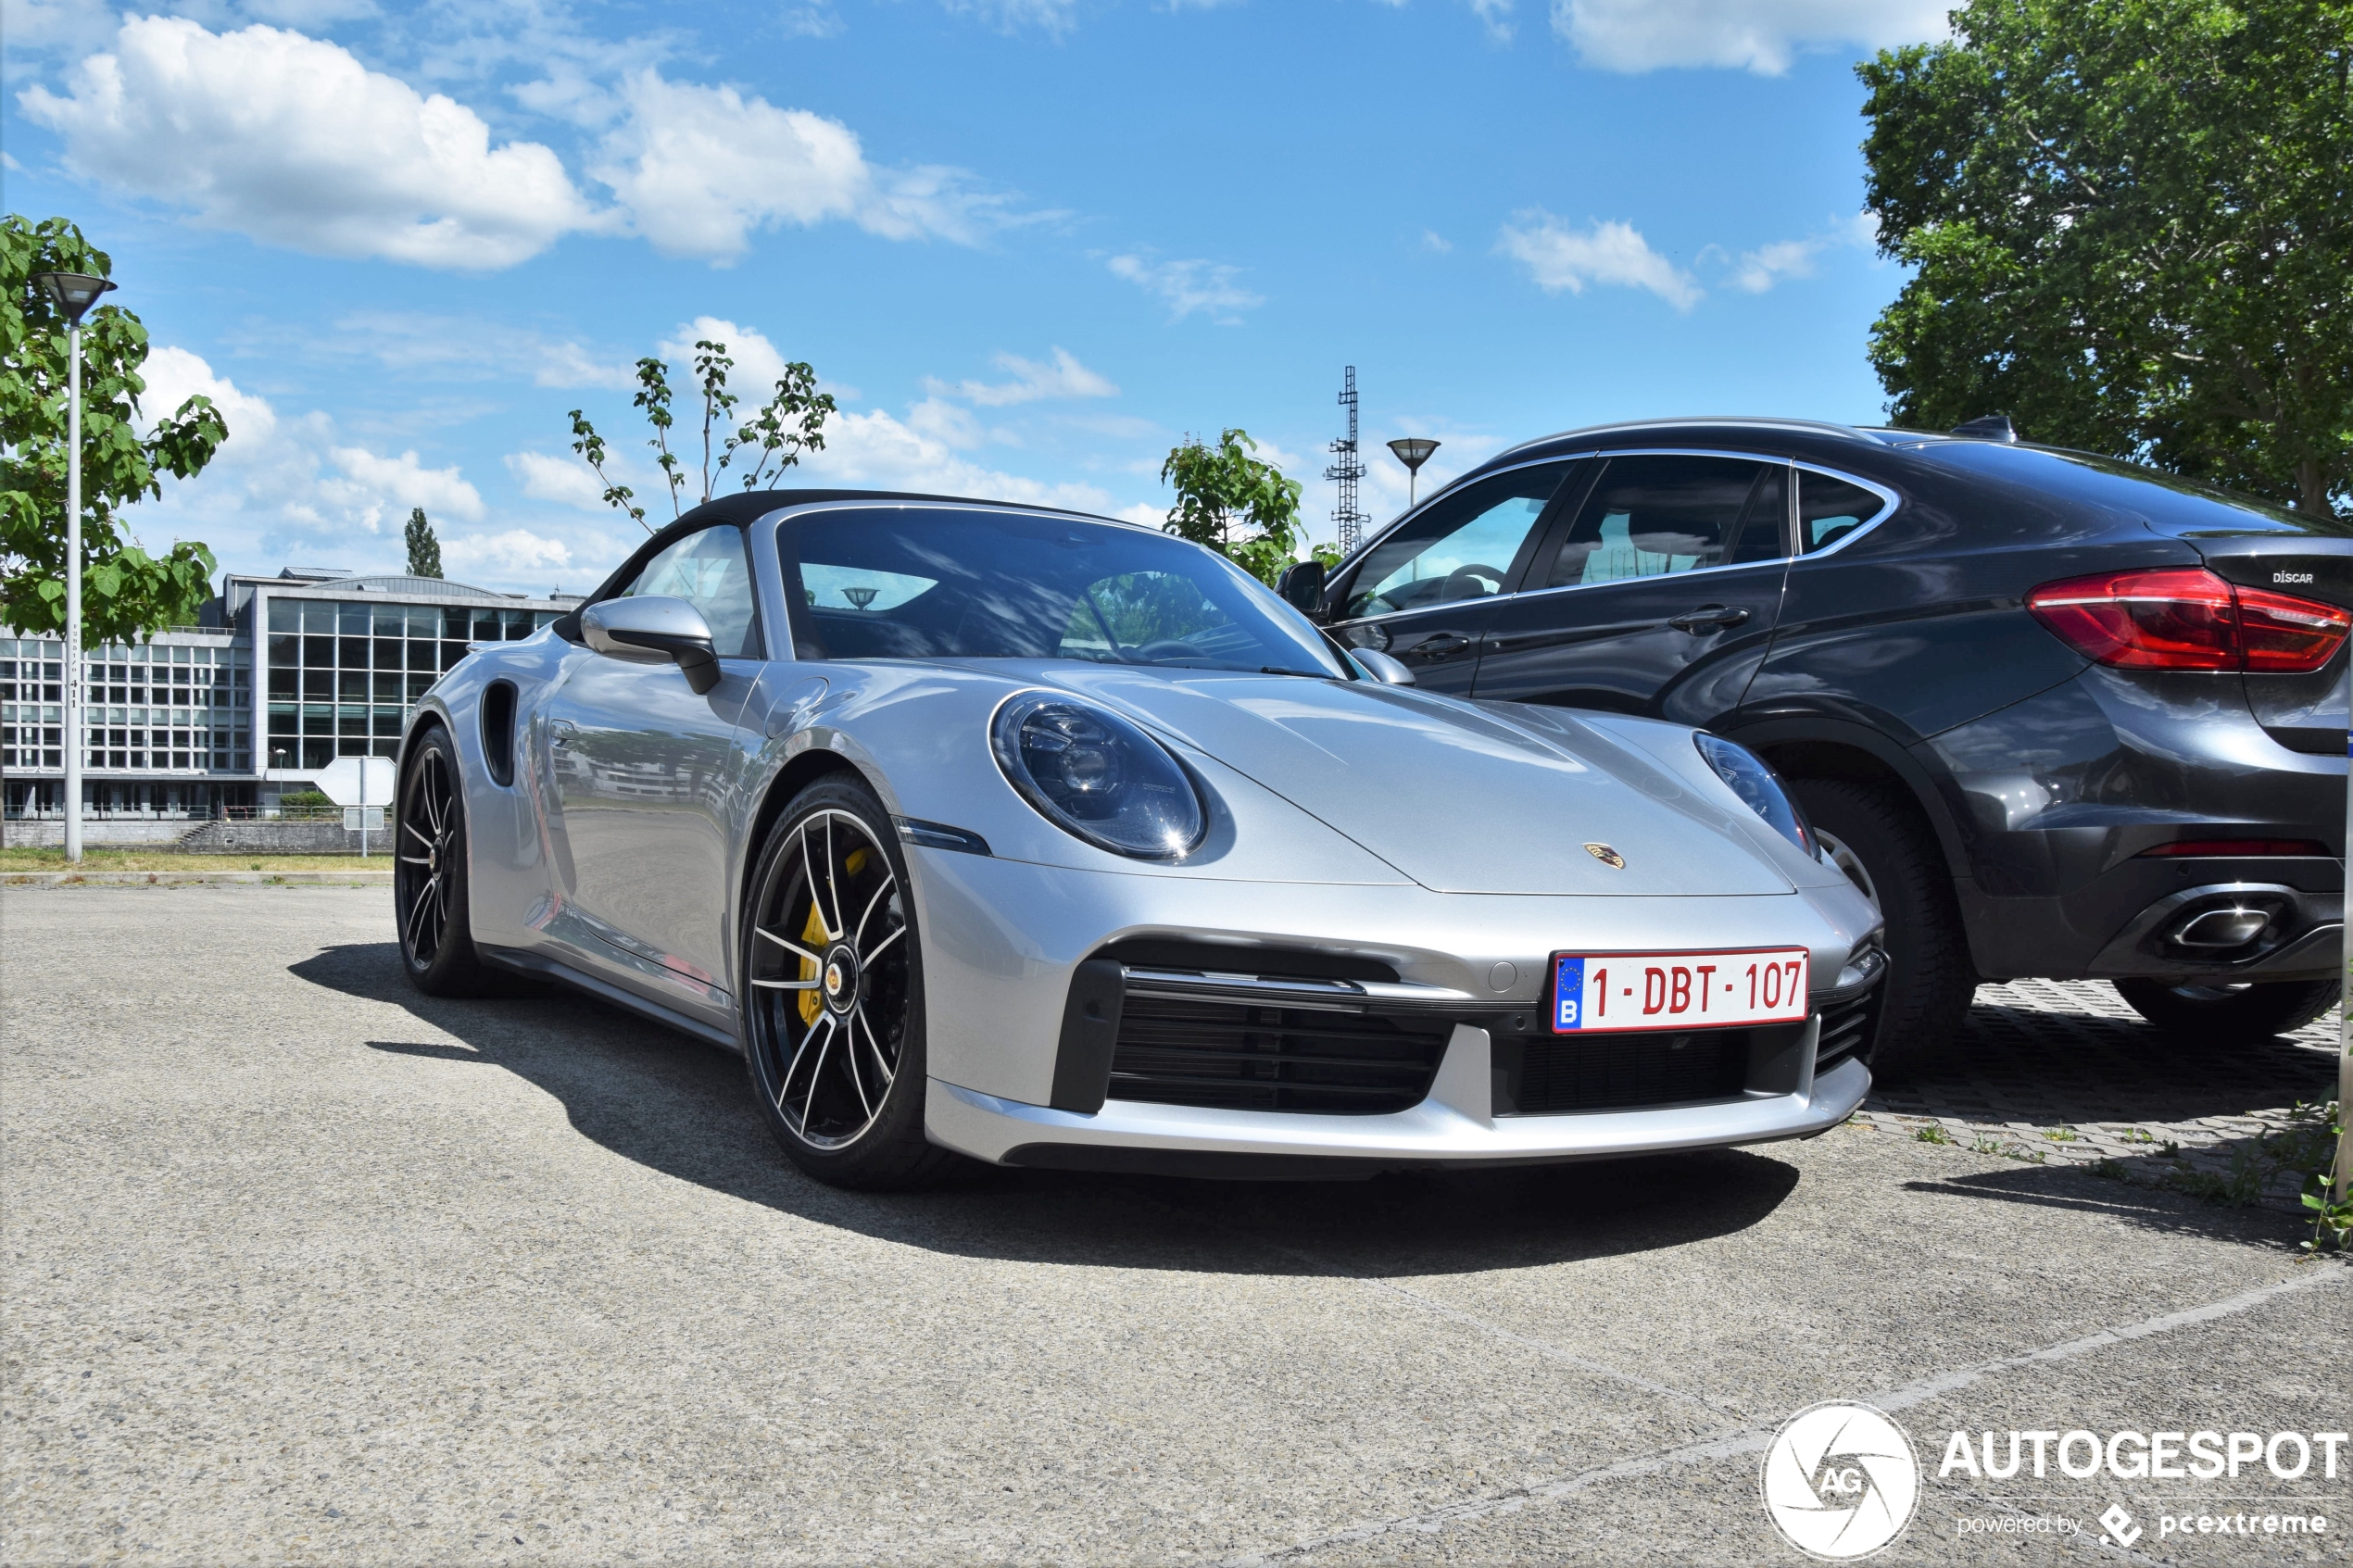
1848,978,2343,1211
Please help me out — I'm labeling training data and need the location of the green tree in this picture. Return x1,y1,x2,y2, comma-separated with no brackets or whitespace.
1,215,227,639
1159,429,1305,585
1859,0,2353,519
404,506,443,579
568,340,837,533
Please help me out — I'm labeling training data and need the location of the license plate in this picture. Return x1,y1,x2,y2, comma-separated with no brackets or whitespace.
1551,947,1810,1033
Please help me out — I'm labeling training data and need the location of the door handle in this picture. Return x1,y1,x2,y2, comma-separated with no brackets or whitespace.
1404,632,1474,659
1666,605,1751,633
549,719,578,747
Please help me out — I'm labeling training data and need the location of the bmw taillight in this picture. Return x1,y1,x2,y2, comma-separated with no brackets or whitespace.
2026,567,2350,674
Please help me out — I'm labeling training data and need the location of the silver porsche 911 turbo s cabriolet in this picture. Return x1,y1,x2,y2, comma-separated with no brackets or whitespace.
394,490,1885,1187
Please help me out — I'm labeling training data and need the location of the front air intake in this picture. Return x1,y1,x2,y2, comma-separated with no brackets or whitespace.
1108,995,1450,1115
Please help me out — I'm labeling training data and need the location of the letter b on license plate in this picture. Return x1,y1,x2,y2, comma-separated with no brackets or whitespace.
1551,948,1809,1033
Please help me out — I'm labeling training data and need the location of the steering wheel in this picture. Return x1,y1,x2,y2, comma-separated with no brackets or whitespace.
1441,563,1507,600
1135,639,1202,662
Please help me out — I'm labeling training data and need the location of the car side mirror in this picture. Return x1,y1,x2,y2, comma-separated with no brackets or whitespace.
1276,558,1327,618
581,596,723,695
1352,647,1416,686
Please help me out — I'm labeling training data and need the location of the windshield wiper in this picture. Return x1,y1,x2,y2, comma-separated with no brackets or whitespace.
1258,666,1330,678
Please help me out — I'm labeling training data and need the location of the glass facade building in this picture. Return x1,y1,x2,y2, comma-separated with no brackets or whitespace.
2,569,573,819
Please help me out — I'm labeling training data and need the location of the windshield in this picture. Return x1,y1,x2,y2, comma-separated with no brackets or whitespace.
776,506,1352,678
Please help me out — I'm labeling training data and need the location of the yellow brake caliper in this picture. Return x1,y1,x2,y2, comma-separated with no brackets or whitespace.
797,847,870,1026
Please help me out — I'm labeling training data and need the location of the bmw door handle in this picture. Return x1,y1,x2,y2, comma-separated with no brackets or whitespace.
1666,605,1751,633
1405,632,1474,659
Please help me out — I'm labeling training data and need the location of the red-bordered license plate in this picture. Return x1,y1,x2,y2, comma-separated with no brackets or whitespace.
1550,947,1809,1033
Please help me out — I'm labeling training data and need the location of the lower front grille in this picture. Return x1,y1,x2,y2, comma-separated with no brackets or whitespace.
1504,1028,1751,1114
1108,995,1450,1114
1815,988,1879,1074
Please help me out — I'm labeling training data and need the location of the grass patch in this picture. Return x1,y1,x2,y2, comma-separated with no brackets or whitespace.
1913,1124,1954,1145
0,848,386,872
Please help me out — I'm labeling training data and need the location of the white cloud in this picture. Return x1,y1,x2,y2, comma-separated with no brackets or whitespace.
1552,0,1948,74
506,450,611,512
1466,0,1515,42
139,345,279,445
797,406,1113,512
925,347,1117,407
589,70,1005,262
327,446,485,525
20,17,607,269
442,528,574,577
1724,212,1879,292
1497,213,1701,310
333,311,637,389
1420,229,1454,255
942,0,1081,34
0,0,116,79
120,345,506,576
1106,254,1264,323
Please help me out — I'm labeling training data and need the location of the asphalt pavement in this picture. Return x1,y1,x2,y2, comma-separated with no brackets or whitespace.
3,887,2346,1565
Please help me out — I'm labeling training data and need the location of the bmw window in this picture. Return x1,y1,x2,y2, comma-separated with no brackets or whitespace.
1340,462,1574,619
1539,455,1786,588
1796,470,1887,554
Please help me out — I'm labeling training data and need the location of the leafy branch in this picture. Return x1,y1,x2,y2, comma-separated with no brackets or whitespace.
568,339,837,534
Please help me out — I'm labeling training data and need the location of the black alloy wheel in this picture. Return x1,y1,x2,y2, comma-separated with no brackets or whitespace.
2112,978,2341,1041
742,777,954,1188
395,725,492,996
1787,776,1977,1084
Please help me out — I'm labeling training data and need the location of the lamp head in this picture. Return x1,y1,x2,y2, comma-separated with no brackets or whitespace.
1386,437,1440,474
29,272,118,326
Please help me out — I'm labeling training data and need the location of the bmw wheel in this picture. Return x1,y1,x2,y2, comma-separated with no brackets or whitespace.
1789,777,1976,1084
395,724,494,997
742,777,954,1188
2113,978,2340,1041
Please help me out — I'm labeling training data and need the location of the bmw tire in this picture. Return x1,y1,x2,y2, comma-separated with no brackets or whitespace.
1789,776,1976,1085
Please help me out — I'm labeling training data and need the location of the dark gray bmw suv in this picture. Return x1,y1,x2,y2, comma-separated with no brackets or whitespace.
1283,418,2347,1077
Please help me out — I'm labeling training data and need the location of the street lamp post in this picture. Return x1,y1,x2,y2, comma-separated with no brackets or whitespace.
1387,437,1441,510
29,271,118,865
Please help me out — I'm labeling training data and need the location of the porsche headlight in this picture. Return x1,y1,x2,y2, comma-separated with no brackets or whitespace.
1694,734,1813,857
991,692,1206,859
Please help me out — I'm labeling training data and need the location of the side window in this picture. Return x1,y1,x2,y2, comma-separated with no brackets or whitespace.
612,526,761,658
1542,455,1784,589
1341,463,1572,620
1797,471,1886,554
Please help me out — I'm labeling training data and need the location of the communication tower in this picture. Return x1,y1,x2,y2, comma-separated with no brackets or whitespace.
1325,367,1369,556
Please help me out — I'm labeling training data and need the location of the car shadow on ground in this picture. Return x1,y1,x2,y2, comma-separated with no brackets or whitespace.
1874,997,2339,1130
1893,1163,2313,1248
292,941,1800,1277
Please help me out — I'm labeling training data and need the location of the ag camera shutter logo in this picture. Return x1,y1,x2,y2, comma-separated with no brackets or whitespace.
1761,1401,1920,1560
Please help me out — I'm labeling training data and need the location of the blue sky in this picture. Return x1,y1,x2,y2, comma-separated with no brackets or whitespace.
2,0,1949,596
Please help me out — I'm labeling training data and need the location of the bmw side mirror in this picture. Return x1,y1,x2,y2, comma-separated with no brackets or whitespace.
1276,558,1327,618
1352,647,1416,686
581,596,723,695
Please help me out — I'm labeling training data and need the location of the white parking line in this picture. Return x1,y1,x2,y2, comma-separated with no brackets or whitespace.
1226,1264,2347,1564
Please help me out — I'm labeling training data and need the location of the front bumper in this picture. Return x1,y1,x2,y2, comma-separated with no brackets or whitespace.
925,1025,1872,1175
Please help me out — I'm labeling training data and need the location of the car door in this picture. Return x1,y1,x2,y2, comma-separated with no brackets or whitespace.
539,524,767,997
1471,451,1793,723
1325,460,1579,694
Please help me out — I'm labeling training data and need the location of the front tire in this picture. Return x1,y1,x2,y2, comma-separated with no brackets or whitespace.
395,724,495,997
741,777,954,1189
2112,977,2340,1040
1788,776,1976,1084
